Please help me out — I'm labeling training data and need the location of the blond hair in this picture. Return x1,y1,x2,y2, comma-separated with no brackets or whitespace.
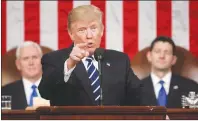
67,5,103,31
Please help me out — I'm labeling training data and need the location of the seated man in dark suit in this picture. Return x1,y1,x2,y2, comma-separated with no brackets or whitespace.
2,41,44,109
38,5,142,106
141,36,198,108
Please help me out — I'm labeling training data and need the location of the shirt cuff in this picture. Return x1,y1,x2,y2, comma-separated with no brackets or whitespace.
64,59,76,83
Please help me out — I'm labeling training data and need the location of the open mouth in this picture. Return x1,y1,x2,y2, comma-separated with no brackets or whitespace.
87,43,93,48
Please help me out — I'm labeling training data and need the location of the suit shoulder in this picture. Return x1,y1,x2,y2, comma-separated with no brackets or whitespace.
2,80,22,89
43,48,69,59
105,49,129,60
41,48,71,66
173,74,198,85
2,80,23,94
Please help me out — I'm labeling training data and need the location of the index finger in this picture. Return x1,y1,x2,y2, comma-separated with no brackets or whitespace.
76,43,88,49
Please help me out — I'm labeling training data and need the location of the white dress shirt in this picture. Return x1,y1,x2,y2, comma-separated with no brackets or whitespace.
151,72,172,99
22,77,41,105
64,55,98,83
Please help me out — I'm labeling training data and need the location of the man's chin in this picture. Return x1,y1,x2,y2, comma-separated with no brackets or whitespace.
27,73,39,78
87,48,96,56
156,67,170,72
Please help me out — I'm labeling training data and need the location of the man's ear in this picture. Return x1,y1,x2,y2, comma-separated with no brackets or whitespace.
171,55,177,66
68,30,75,41
100,24,104,37
15,59,21,71
147,51,151,63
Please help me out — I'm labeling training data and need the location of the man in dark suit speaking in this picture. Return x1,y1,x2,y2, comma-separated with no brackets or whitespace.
38,5,142,106
141,36,198,108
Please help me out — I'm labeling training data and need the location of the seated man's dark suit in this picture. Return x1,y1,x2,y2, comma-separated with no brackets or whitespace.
141,74,198,108
38,46,143,106
2,80,28,109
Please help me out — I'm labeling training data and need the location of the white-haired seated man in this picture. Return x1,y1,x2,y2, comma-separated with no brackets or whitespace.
2,41,49,110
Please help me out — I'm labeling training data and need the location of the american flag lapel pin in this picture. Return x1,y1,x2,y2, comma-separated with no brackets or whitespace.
106,62,110,67
173,85,179,90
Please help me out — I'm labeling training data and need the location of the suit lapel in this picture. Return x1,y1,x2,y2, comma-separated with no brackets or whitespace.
61,44,95,104
146,76,158,105
167,75,180,107
74,61,95,104
17,80,28,109
99,59,111,105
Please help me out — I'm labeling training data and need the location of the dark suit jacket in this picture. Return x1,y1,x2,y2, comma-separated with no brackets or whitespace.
38,46,142,106
2,80,28,110
141,74,198,108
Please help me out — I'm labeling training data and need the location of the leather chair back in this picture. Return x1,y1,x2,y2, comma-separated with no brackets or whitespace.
131,46,198,84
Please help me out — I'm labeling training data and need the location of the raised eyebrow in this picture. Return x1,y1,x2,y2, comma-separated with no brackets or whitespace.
90,24,97,27
78,27,86,30
32,55,38,58
154,48,161,51
22,56,29,60
164,49,171,52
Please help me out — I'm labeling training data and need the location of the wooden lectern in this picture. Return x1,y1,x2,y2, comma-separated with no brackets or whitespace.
3,106,198,120
36,106,166,120
2,106,166,120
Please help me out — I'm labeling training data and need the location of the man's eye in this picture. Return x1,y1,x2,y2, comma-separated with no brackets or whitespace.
165,51,172,55
91,26,97,30
23,57,28,61
78,28,85,32
154,50,160,53
33,56,38,59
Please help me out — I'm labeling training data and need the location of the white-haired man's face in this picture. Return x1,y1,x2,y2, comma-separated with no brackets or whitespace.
16,45,42,81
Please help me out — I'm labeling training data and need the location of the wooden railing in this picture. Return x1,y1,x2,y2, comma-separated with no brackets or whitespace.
2,106,198,120
2,106,166,120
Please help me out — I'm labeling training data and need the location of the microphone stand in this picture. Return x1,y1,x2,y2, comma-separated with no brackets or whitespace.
98,55,103,106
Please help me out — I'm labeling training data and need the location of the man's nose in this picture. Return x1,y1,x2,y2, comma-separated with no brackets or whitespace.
29,58,34,65
86,28,93,39
159,52,165,59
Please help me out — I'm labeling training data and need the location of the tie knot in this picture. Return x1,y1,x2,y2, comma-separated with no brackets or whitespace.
159,80,165,85
86,56,93,63
31,85,37,89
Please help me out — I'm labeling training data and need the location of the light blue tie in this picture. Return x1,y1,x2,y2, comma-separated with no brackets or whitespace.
158,80,167,106
86,57,101,104
29,85,38,106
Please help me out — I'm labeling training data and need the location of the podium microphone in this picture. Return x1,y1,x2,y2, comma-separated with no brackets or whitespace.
94,48,105,106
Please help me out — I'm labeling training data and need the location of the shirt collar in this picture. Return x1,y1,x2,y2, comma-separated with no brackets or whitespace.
151,71,172,85
82,55,96,63
22,77,41,88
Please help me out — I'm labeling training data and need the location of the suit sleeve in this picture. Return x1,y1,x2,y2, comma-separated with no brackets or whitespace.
38,53,59,100
125,55,143,106
38,52,77,106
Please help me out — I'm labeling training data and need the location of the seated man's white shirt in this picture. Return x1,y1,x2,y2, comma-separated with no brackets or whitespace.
151,71,172,99
22,77,41,105
64,55,98,83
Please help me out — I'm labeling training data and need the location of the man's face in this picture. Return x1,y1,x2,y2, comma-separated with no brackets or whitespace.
16,45,42,80
69,20,104,55
147,41,177,71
